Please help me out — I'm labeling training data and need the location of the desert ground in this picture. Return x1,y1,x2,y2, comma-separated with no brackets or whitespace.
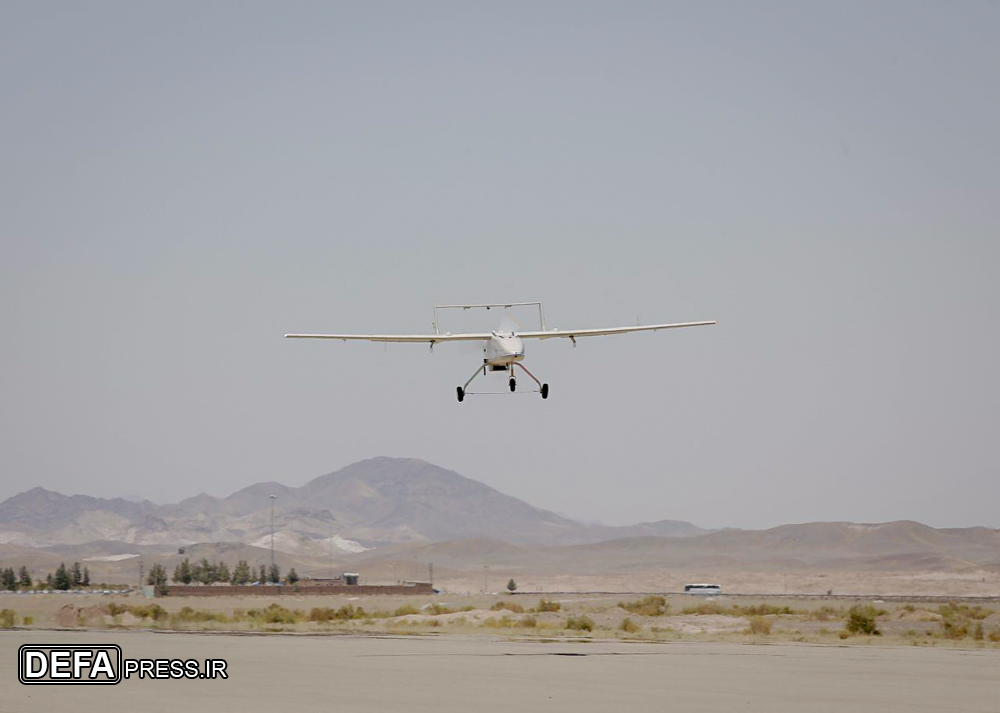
3,628,999,713
434,569,1000,597
3,590,999,648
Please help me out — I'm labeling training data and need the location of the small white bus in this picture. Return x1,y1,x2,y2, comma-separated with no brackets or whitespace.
684,583,722,595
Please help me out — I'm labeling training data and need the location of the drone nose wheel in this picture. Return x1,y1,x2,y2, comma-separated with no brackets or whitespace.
509,377,516,392
541,383,549,399
456,387,465,402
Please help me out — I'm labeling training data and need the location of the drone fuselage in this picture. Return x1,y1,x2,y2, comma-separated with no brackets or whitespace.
484,331,525,367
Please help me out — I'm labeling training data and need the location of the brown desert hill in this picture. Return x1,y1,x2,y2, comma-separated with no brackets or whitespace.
158,492,227,517
164,482,300,518
0,543,66,571
3,458,996,577
290,458,580,544
4,457,643,547
563,520,1000,561
157,457,701,546
693,521,1000,563
339,521,1000,576
7,521,1000,587
344,538,533,570
165,457,586,545
543,521,1000,568
0,543,133,585
566,518,706,542
0,487,160,534
39,541,176,559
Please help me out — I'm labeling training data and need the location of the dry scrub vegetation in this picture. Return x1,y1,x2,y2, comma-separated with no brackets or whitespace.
619,595,669,616
3,594,998,646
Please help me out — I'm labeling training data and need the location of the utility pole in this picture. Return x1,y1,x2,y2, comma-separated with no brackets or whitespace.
483,565,489,594
428,563,433,586
269,495,277,573
138,559,144,590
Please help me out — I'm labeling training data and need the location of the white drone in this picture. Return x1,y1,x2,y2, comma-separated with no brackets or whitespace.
286,302,715,402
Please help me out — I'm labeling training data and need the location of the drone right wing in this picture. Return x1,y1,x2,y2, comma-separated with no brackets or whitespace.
516,320,716,340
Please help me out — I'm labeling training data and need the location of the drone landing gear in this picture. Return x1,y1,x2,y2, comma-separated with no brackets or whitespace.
457,364,485,401
456,362,548,401
513,362,548,399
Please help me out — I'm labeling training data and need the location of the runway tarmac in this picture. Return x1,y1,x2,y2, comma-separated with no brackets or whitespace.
2,629,997,712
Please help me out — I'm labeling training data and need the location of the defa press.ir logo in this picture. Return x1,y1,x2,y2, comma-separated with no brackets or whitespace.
19,645,228,684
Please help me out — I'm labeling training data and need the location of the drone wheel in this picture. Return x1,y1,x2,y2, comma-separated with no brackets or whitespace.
456,387,465,402
509,377,516,392
541,383,549,399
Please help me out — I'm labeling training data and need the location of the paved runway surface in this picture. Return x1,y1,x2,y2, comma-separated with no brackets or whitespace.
2,630,998,712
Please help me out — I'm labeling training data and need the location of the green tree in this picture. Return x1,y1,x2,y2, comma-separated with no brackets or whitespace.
507,578,518,593
259,565,267,584
18,566,32,588
176,558,192,584
82,567,90,587
71,562,83,588
1,568,15,591
217,561,231,583
287,568,299,585
232,560,251,585
45,573,53,589
147,563,168,593
268,564,281,584
53,563,71,591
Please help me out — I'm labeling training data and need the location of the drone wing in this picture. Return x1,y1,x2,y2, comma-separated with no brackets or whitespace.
284,332,492,343
516,320,716,340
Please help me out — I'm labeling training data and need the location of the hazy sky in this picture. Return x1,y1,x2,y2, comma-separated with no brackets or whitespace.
2,2,997,530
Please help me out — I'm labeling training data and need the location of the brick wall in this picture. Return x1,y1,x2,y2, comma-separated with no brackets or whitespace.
161,583,435,596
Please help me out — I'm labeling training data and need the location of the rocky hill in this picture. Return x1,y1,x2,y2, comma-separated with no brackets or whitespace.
9,458,995,581
0,457,700,549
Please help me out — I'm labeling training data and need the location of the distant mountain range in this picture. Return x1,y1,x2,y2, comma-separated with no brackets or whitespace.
0,457,704,550
3,457,998,584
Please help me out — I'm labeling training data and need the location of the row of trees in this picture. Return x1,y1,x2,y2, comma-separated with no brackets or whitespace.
151,558,300,587
1,566,33,591
1,562,92,591
4,558,305,592
53,562,91,590
173,558,233,585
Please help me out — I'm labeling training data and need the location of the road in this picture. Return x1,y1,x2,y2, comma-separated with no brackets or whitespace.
2,629,997,712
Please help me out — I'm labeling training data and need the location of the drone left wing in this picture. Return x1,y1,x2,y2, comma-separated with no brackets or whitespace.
516,320,716,340
284,332,492,343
